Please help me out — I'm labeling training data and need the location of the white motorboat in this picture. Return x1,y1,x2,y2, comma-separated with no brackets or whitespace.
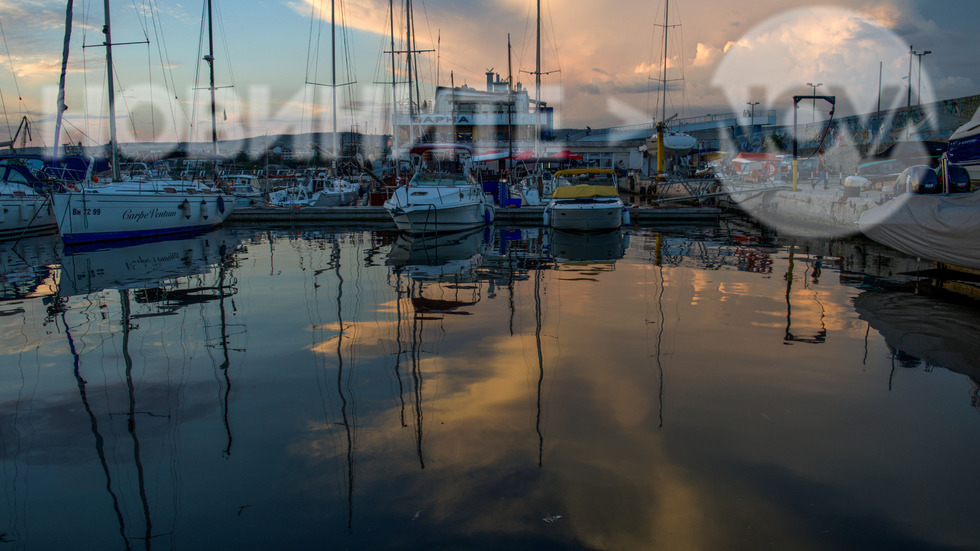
384,144,495,234
544,168,629,231
515,171,555,206
220,174,266,208
268,170,360,208
309,174,360,207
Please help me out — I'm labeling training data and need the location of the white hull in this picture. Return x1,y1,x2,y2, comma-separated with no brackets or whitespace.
51,190,234,245
546,200,625,231
646,131,698,154
385,185,494,234
1,195,57,237
311,189,359,207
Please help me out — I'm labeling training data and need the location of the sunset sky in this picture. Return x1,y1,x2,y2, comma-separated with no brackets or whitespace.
1,0,978,148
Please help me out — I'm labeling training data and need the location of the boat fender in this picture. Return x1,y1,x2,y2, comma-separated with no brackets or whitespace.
180,198,191,219
484,206,492,224
622,208,631,226
200,199,209,220
542,209,550,226
217,195,226,214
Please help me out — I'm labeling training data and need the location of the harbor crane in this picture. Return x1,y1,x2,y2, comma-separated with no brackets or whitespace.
1,116,31,150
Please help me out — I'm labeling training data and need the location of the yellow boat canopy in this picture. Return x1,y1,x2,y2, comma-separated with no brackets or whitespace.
553,168,616,178
552,184,620,199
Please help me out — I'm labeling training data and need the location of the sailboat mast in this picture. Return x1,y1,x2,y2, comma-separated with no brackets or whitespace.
406,0,416,146
507,33,513,180
390,0,398,160
207,0,218,157
332,0,339,166
53,0,74,162
660,0,668,124
102,0,120,180
534,0,541,159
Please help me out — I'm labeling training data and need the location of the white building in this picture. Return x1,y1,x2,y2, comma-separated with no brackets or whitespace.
392,72,553,150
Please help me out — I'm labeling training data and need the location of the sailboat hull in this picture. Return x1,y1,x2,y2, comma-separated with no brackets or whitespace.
52,190,234,245
645,132,698,154
0,196,57,237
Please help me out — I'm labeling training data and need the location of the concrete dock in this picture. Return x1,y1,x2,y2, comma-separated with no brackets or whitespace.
724,181,889,234
228,204,723,227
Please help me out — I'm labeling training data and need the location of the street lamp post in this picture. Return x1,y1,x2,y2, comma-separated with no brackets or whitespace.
906,46,929,138
807,82,822,123
915,50,932,106
747,101,760,141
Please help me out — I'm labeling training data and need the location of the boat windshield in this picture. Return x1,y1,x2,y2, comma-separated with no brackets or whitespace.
411,172,476,186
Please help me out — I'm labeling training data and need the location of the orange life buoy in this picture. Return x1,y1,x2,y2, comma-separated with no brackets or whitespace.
762,162,777,180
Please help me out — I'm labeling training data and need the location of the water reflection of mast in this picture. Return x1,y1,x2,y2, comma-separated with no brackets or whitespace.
534,257,544,466
64,312,131,550
332,240,356,533
393,270,408,427
410,278,426,470
120,290,154,550
213,245,234,457
647,233,666,428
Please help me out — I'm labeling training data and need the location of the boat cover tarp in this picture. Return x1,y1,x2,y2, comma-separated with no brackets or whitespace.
857,191,980,270
552,184,619,199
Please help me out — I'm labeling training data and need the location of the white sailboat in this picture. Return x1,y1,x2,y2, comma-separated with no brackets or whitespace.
516,1,557,207
305,0,361,200
50,0,234,245
645,0,698,156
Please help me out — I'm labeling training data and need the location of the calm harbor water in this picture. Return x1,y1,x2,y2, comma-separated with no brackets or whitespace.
2,222,979,550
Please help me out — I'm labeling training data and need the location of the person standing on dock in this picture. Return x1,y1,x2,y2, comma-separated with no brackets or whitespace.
814,152,829,189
